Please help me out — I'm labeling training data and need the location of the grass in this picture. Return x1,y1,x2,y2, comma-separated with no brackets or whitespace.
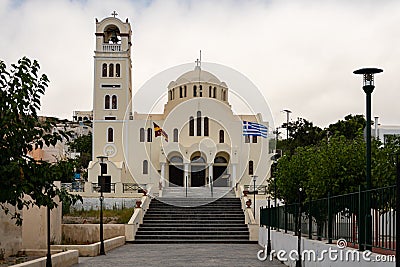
64,207,134,224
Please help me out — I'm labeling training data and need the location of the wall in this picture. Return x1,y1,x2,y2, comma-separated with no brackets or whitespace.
62,224,125,244
259,228,395,267
0,203,23,257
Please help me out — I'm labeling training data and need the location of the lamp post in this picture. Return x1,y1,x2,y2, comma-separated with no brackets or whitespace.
97,155,108,255
296,187,303,267
267,197,272,256
353,67,383,251
46,206,52,267
252,175,257,219
282,109,292,139
395,153,399,267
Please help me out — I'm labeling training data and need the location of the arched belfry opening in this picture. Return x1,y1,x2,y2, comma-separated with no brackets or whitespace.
104,25,121,44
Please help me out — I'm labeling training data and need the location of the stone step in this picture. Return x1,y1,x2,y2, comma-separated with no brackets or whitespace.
142,219,244,224
138,226,248,231
134,234,249,240
136,231,249,235
131,239,258,244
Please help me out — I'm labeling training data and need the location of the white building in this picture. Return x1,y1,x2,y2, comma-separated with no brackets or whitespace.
87,15,273,196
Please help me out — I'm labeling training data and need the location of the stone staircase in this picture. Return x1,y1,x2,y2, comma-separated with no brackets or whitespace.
161,186,235,199
134,196,255,243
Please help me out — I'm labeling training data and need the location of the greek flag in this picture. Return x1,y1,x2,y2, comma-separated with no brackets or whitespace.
243,121,268,138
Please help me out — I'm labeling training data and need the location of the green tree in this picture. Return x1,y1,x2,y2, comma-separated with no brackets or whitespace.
0,57,80,225
67,132,92,174
325,114,366,140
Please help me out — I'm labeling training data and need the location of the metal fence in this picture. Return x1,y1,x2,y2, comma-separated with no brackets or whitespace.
260,185,396,252
92,183,116,193
244,184,268,195
61,182,84,192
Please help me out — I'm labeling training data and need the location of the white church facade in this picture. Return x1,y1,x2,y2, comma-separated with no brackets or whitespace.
86,15,273,196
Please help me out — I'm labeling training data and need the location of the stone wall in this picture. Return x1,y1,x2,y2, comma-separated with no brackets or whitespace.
62,224,125,244
0,203,23,257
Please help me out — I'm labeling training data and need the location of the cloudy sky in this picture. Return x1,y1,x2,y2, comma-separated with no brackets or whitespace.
1,0,399,130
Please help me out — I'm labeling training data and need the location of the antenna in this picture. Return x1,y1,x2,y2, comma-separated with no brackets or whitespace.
199,50,202,68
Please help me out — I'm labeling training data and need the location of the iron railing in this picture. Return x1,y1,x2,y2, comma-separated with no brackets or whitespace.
92,183,116,193
260,185,396,252
61,182,84,192
122,183,140,193
244,185,268,195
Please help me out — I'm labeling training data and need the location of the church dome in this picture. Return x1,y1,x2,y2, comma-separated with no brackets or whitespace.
174,66,222,86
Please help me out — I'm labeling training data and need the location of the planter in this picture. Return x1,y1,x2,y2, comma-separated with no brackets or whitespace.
135,200,142,208
243,190,249,196
142,190,147,196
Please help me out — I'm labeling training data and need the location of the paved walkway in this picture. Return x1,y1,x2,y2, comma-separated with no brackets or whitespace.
73,243,284,267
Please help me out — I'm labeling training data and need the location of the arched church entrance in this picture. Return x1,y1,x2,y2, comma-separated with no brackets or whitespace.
168,156,184,187
190,154,206,187
213,153,230,187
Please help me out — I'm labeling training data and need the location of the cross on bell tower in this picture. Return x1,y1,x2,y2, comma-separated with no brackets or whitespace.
111,11,118,18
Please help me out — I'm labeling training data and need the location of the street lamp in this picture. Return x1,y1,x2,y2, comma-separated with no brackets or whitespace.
46,206,52,267
395,154,399,267
282,109,292,139
353,67,383,251
97,155,108,255
296,187,303,267
267,197,272,256
252,175,257,219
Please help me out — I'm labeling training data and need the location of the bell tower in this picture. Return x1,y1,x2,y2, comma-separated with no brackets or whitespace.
92,13,132,162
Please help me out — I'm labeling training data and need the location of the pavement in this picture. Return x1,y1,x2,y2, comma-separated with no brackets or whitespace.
73,243,285,267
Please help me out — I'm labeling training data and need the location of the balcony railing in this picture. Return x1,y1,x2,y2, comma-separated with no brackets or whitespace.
61,182,84,192
122,183,140,193
92,183,116,193
102,44,121,52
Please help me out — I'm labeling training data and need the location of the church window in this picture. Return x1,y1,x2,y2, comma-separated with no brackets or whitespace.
104,95,110,109
179,86,183,98
173,128,178,142
102,63,107,77
219,130,225,143
107,127,114,143
208,86,212,97
184,85,187,97
140,128,145,142
197,111,201,136
143,160,148,174
245,135,250,143
249,160,254,175
213,87,216,98
199,85,203,97
78,116,82,121
109,63,114,77
147,128,152,142
189,116,194,136
252,136,258,143
112,95,117,109
116,63,120,77
204,117,209,136
193,85,197,97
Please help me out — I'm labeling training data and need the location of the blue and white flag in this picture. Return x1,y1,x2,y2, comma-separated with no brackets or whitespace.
243,121,268,138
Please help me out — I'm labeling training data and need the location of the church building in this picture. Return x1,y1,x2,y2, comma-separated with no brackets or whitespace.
87,15,273,197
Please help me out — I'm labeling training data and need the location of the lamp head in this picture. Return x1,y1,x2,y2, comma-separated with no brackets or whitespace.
353,68,383,87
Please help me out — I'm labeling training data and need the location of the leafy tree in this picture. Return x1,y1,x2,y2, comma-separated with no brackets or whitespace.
325,114,366,140
0,57,81,225
67,132,92,173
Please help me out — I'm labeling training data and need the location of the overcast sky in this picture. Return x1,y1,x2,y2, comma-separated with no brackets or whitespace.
1,0,399,129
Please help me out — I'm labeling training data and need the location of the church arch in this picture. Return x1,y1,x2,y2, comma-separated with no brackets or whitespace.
107,127,114,143
190,152,207,187
102,63,107,77
112,95,117,109
116,63,120,77
139,128,145,142
168,154,184,187
109,63,114,77
104,95,110,109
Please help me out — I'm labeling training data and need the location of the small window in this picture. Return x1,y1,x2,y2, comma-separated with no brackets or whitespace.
147,128,152,142
116,63,120,77
252,136,257,143
180,86,183,98
204,117,209,136
143,160,148,174
140,128,145,142
173,128,178,142
213,87,216,98
245,136,250,143
105,116,116,120
172,88,175,100
109,63,114,77
197,111,201,136
184,85,187,97
219,130,225,143
78,116,82,121
193,85,197,97
199,85,203,97
104,95,110,109
102,63,107,77
107,127,114,143
249,160,254,175
189,116,194,136
208,86,212,97
112,95,117,109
